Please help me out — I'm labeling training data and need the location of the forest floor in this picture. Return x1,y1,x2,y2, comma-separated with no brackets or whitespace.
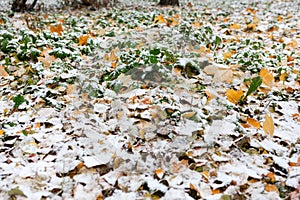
0,0,300,199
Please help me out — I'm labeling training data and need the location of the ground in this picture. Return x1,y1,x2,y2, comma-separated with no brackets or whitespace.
0,0,299,199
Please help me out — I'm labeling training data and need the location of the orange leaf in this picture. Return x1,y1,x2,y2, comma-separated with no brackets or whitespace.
211,188,221,195
260,68,274,87
279,72,288,82
50,24,63,35
226,89,243,104
277,16,283,22
265,184,279,193
155,168,164,179
287,55,294,62
111,61,117,69
263,114,274,136
154,15,166,23
0,66,9,77
0,130,4,135
247,117,261,129
244,23,256,32
78,35,90,46
266,172,276,182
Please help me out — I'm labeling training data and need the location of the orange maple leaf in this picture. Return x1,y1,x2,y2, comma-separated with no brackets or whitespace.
78,35,90,46
50,24,63,35
226,89,243,104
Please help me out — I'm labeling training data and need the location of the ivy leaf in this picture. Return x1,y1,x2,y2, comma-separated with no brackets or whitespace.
244,76,262,99
13,94,26,108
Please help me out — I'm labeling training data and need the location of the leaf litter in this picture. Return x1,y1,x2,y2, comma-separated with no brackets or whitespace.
0,0,299,199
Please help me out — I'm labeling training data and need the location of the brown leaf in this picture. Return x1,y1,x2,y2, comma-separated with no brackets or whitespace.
263,114,274,136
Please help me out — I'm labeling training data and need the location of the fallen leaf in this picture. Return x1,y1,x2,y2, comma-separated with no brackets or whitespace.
50,23,63,35
108,49,118,62
154,15,166,23
78,35,90,46
0,66,9,77
265,184,279,193
155,168,164,179
223,51,232,60
229,23,241,29
247,117,261,129
263,114,274,136
260,69,274,87
244,23,256,32
0,130,4,135
226,89,243,104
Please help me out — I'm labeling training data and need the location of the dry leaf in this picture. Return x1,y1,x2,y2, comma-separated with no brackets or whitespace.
0,130,4,135
37,50,56,67
260,68,274,87
263,114,274,136
154,15,166,23
223,51,232,60
109,49,118,62
247,117,261,129
155,168,164,179
226,89,243,104
0,66,9,77
78,35,90,46
244,23,256,32
211,188,221,195
50,23,63,35
266,172,276,182
265,184,279,193
229,23,241,29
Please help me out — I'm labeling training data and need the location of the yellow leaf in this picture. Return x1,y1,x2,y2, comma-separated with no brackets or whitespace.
0,130,4,135
78,35,90,46
260,68,274,87
223,52,232,60
263,114,274,136
0,66,9,77
279,72,288,82
247,117,261,129
229,23,241,29
50,23,63,35
154,15,166,23
277,15,283,22
244,23,256,32
226,89,243,104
